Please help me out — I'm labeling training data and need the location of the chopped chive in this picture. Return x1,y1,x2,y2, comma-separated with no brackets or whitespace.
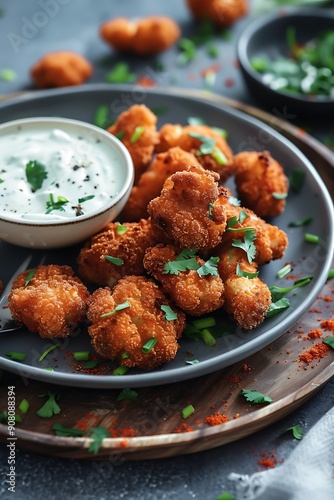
115,131,125,140
78,195,95,203
288,216,312,227
207,44,219,58
100,300,131,318
212,147,228,165
113,366,129,376
277,264,292,279
160,304,178,321
200,328,216,347
181,404,195,419
43,367,54,371
104,255,124,266
93,105,109,128
272,192,287,200
38,343,60,362
73,351,90,362
18,399,29,414
25,269,36,286
185,359,199,365
5,352,26,361
116,224,127,235
142,338,157,354
130,126,145,143
304,233,320,244
212,126,228,138
121,351,129,359
328,269,334,279
0,68,17,81
192,317,216,330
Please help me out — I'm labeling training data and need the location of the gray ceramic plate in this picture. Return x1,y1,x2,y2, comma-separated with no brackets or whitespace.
0,85,333,388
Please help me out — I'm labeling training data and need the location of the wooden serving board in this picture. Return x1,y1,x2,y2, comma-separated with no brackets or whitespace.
0,93,333,460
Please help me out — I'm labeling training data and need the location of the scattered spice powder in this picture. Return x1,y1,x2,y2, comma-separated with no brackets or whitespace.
318,295,333,302
299,342,330,364
229,375,242,384
305,329,322,340
174,422,194,433
224,77,235,87
285,275,298,280
204,412,229,426
136,76,155,87
257,451,279,469
320,319,334,333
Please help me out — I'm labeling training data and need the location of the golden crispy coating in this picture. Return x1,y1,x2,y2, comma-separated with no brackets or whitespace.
8,265,89,339
231,151,289,217
100,16,180,55
121,147,201,221
107,105,159,183
77,219,157,288
144,244,225,316
156,124,233,180
87,276,186,370
187,0,248,27
30,51,92,88
148,165,227,251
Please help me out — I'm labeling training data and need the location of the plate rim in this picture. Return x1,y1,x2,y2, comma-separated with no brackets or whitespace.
0,84,333,388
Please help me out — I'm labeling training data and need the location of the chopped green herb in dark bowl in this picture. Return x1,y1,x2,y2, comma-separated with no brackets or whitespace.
237,8,334,117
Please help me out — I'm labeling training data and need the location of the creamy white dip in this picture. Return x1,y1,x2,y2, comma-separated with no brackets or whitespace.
0,126,120,220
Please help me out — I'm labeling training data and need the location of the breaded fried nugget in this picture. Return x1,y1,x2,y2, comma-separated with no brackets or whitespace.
77,219,157,287
121,147,201,221
30,51,92,88
100,16,180,55
144,244,224,316
156,124,233,180
87,276,186,370
107,105,159,183
231,150,289,217
148,165,227,251
187,0,248,27
8,265,89,338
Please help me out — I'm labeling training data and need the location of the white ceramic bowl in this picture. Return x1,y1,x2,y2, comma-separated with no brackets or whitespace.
0,117,134,248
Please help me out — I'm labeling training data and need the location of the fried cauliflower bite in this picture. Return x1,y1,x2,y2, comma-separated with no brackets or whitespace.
30,51,92,88
100,16,180,56
144,244,225,316
156,124,233,180
107,105,159,183
87,276,186,370
121,147,201,222
77,219,157,288
231,150,289,217
8,265,89,339
148,165,227,251
187,0,248,27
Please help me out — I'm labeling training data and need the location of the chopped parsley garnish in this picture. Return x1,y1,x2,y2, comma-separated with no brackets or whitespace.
18,399,29,414
177,38,197,65
104,255,124,266
5,351,26,362
105,62,136,83
142,338,157,354
37,391,61,418
117,388,138,401
232,230,257,264
283,424,304,440
241,389,272,405
197,256,219,277
188,131,226,163
100,300,131,318
160,304,178,321
163,249,219,277
52,423,84,437
25,269,36,286
45,194,69,214
323,336,334,349
38,343,60,362
88,426,111,454
236,263,259,279
26,160,48,192
163,255,200,275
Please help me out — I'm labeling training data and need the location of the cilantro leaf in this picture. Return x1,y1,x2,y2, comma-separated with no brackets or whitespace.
45,193,69,214
232,230,257,264
26,160,47,192
236,263,259,279
104,255,124,266
241,389,272,404
160,304,178,321
177,248,198,260
88,426,111,454
163,257,199,275
100,300,131,318
188,131,216,155
117,388,138,401
266,297,290,318
284,424,304,440
269,276,313,302
37,392,61,418
197,256,219,277
105,62,136,83
323,336,334,349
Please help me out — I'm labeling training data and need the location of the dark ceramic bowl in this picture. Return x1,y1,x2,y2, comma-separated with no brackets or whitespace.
237,8,334,118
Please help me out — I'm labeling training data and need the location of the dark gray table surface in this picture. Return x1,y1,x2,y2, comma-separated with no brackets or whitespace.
0,1,333,499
